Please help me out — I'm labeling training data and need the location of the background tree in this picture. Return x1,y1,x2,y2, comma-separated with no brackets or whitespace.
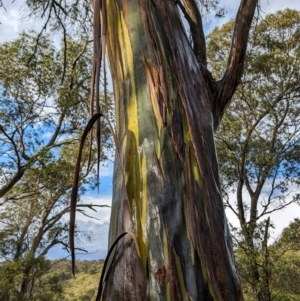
236,219,300,301
207,9,300,301
0,31,112,299
271,219,300,300
0,30,113,197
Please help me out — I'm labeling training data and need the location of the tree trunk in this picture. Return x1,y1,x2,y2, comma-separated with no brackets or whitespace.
19,265,31,297
101,0,256,300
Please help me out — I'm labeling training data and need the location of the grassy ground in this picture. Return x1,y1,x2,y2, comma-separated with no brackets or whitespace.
46,259,103,301
63,272,101,300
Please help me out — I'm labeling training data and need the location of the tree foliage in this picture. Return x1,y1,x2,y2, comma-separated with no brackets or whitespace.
208,9,300,300
236,220,300,301
0,31,112,299
0,30,112,197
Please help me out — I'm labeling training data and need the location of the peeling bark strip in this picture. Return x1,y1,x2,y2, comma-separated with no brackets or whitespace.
98,0,257,300
70,113,102,275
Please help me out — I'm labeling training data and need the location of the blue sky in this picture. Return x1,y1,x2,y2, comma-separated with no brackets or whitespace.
1,0,300,260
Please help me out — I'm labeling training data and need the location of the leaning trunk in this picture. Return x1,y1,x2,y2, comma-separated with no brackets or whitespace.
102,0,250,300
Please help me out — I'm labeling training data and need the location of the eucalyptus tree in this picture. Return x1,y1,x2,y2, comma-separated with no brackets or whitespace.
208,9,300,301
18,0,258,299
93,0,258,300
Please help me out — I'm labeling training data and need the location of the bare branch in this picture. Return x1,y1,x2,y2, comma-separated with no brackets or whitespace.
27,8,53,65
213,0,258,129
0,167,25,199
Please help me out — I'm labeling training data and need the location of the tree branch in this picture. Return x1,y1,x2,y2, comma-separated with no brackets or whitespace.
213,0,258,129
0,167,25,199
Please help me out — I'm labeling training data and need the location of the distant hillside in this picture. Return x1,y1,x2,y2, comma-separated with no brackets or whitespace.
44,259,104,301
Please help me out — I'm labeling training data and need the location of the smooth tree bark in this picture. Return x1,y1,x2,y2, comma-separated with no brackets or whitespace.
98,0,257,300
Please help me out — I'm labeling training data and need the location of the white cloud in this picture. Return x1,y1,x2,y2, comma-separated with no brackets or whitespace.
47,219,109,260
260,0,300,14
269,203,299,237
77,195,112,225
75,219,110,256
204,1,300,35
218,0,300,16
0,1,43,43
49,195,112,260
225,187,300,243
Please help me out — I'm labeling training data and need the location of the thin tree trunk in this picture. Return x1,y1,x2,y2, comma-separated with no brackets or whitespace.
101,0,257,300
18,261,33,299
261,217,271,301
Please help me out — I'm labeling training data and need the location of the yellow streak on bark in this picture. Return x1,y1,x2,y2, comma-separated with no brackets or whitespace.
183,196,195,265
119,13,139,143
149,91,163,135
106,3,125,91
166,282,171,301
141,152,147,226
174,251,190,300
162,227,170,301
136,150,148,272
